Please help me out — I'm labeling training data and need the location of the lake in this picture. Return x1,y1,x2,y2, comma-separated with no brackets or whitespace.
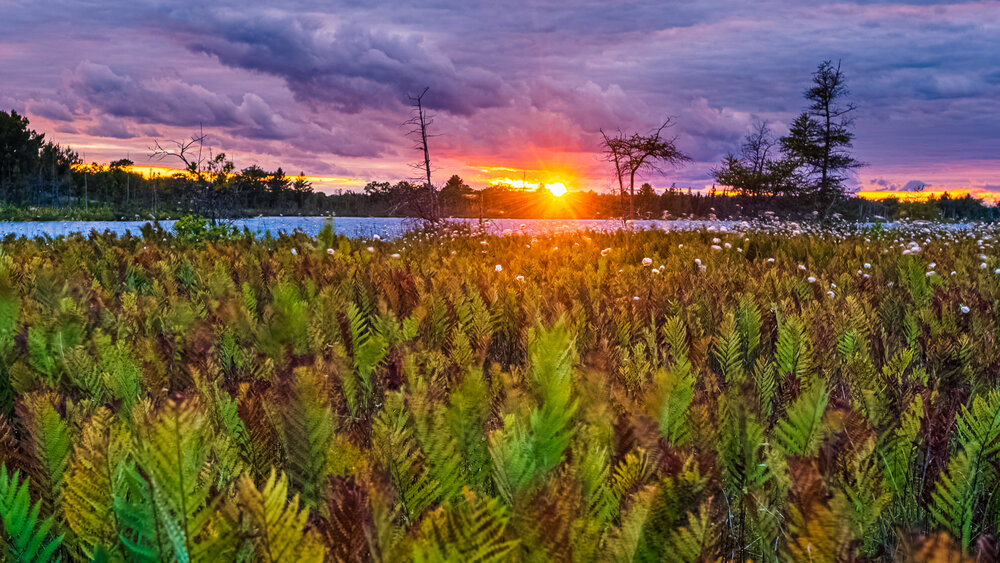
0,216,758,239
0,216,978,239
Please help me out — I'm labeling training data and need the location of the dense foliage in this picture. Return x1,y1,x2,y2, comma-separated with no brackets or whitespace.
1,221,1000,560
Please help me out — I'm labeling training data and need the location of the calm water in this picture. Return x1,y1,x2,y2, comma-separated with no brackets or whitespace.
0,217,754,239
0,216,978,240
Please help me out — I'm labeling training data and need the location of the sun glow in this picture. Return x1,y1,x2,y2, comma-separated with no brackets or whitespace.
486,177,571,197
71,164,365,192
857,188,1000,204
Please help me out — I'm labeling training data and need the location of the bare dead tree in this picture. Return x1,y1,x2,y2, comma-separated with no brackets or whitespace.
743,120,774,179
148,127,239,221
601,129,629,222
149,127,208,183
403,87,440,222
601,119,691,222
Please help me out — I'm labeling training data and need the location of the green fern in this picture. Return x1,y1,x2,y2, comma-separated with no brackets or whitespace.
497,318,578,485
134,399,234,562
774,382,830,456
114,462,172,562
735,296,762,368
633,459,706,562
17,392,72,521
653,362,695,446
445,369,491,491
879,394,924,527
280,368,335,508
713,314,744,385
344,302,388,416
372,391,442,522
0,465,63,563
774,316,814,385
930,390,1000,551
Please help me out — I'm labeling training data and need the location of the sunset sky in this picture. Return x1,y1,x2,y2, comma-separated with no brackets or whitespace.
2,1,998,195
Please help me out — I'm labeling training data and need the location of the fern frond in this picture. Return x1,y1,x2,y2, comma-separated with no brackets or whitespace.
735,296,762,367
784,494,850,563
411,488,518,563
316,476,372,563
633,460,706,560
63,407,127,557
774,382,830,456
281,367,335,508
654,361,695,446
0,466,63,563
578,442,619,527
231,470,325,562
113,462,171,562
17,391,72,521
930,390,1000,551
445,369,491,492
713,314,744,385
135,398,234,561
774,316,814,385
665,500,713,563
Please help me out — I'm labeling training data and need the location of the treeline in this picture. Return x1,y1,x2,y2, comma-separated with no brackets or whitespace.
0,110,334,219
2,109,997,222
360,176,999,222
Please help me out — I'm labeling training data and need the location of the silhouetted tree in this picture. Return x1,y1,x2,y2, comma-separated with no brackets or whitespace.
713,120,800,205
636,182,658,216
404,87,439,222
781,60,863,211
600,120,691,221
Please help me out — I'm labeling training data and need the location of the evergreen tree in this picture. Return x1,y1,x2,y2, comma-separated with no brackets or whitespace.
781,61,862,210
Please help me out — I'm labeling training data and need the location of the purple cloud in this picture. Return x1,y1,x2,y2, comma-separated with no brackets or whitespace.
0,0,996,190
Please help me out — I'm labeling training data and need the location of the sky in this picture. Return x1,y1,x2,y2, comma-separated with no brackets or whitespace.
1,0,998,195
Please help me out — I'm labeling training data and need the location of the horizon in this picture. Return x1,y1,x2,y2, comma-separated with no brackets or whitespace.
2,1,998,199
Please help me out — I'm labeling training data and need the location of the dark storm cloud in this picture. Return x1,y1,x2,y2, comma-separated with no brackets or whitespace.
177,13,513,116
84,115,134,139
28,99,75,122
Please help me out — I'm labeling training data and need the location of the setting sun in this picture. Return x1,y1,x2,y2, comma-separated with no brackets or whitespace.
547,183,567,197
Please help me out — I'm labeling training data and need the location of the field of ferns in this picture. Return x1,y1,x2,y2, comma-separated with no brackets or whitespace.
2,220,1000,562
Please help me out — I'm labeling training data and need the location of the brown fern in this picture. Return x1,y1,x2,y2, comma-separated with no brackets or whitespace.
316,475,373,563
